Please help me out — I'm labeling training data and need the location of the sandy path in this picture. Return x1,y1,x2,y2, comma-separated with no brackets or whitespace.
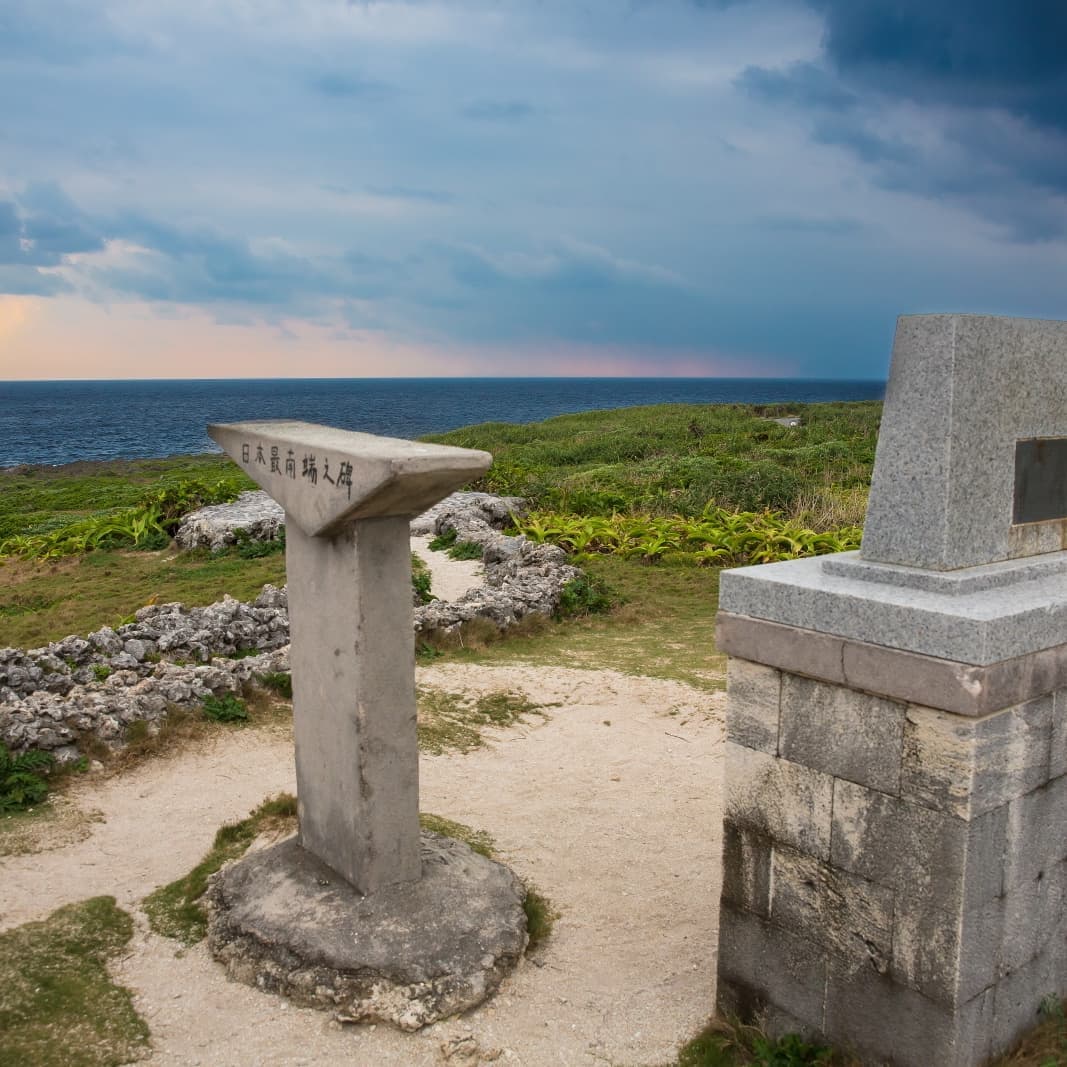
412,534,485,601
2,663,725,1067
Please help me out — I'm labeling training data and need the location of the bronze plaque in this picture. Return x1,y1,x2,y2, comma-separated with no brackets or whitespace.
1014,438,1067,524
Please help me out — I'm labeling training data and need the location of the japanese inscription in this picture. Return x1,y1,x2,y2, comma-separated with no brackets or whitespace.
242,439,353,498
1014,437,1067,525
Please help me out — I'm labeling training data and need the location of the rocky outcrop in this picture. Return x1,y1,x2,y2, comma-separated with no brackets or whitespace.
175,491,284,551
1,494,583,758
175,490,524,551
413,498,583,633
0,585,290,760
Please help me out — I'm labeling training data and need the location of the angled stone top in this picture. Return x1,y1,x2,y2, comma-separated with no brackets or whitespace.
209,420,492,537
861,313,1067,571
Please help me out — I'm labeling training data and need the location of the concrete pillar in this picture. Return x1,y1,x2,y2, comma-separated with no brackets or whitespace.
208,420,491,894
286,516,420,892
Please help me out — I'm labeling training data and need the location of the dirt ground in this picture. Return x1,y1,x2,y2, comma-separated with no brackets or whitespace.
0,547,726,1067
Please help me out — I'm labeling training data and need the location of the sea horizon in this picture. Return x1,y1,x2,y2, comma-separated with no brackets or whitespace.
0,376,886,468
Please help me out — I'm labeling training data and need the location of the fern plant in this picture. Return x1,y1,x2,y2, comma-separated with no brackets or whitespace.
0,744,55,812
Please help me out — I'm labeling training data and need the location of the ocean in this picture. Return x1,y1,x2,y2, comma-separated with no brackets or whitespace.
0,378,885,468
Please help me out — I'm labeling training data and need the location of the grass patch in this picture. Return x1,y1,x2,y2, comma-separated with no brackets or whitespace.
667,1019,849,1067
257,670,293,700
0,896,150,1067
428,528,458,551
143,793,298,944
556,572,615,618
0,548,287,647
417,687,546,754
419,812,496,857
421,556,725,690
0,453,251,542
447,539,484,561
0,796,104,857
425,401,879,524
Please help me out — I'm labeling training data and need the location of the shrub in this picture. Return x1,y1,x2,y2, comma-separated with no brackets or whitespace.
411,553,434,604
556,574,614,618
201,693,249,723
232,526,285,559
0,745,55,812
428,528,458,551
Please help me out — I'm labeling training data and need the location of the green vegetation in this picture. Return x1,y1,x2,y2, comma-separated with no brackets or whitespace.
417,556,724,690
428,528,458,551
232,526,285,559
0,896,150,1067
447,539,484,561
992,994,1067,1067
143,793,298,944
201,692,249,723
0,744,54,812
419,812,496,857
667,1020,845,1067
521,885,557,951
412,551,434,604
515,507,861,567
425,401,879,525
257,670,293,700
555,572,615,618
417,687,547,754
0,454,252,560
0,548,288,647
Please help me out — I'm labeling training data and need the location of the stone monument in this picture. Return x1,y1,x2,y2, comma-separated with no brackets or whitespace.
716,315,1067,1065
203,421,528,1029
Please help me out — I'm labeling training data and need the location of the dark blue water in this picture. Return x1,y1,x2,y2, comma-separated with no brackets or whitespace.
0,378,885,467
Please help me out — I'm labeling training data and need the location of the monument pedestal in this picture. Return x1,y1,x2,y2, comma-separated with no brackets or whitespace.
207,833,528,1031
716,551,1067,1067
202,421,528,1028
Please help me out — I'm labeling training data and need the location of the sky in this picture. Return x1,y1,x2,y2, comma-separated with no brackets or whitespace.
2,0,1066,381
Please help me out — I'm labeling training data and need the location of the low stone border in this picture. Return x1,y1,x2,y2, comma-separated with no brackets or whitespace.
0,494,583,758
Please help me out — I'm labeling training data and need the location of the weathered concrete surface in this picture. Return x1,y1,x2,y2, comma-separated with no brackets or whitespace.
286,515,421,893
718,610,1067,716
207,832,528,1031
719,656,1067,1067
208,421,491,536
860,314,1067,571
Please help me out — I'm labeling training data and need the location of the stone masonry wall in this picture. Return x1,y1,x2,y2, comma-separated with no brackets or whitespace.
720,657,1067,1066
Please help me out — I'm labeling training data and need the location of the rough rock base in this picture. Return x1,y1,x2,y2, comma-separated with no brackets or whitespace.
206,832,528,1031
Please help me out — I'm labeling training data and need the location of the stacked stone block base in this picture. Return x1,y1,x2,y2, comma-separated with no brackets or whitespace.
719,656,1067,1066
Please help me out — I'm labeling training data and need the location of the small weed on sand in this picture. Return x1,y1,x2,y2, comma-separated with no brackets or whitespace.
417,687,546,754
143,793,297,944
667,1019,849,1067
521,885,557,951
0,896,150,1067
419,812,495,857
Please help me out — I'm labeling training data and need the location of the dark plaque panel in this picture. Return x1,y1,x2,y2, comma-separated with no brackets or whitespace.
1014,438,1067,524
